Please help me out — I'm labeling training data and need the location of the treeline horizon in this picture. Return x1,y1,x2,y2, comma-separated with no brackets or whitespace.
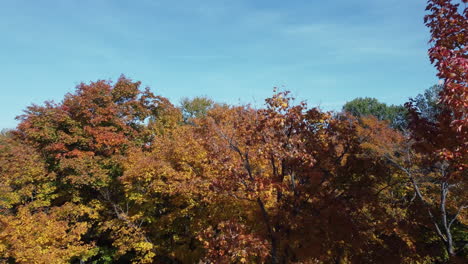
0,86,424,133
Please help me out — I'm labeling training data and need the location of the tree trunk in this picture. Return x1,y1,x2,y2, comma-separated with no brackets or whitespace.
257,198,278,264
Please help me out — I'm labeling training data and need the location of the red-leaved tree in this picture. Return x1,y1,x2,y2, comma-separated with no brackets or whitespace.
404,0,467,259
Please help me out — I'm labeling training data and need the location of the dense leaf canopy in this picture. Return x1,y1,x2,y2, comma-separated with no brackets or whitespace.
0,1,466,263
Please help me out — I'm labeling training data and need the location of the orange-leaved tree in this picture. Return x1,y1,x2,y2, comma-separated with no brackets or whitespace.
196,92,432,263
11,75,182,263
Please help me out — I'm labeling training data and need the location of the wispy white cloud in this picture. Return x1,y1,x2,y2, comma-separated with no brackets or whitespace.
167,54,233,60
281,22,426,57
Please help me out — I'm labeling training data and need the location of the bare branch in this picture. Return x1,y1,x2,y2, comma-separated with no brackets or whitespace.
448,204,467,228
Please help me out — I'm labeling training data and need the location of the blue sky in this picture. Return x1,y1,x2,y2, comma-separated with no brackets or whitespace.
0,0,438,129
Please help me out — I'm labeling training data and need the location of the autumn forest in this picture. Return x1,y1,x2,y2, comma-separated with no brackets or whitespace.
0,0,466,263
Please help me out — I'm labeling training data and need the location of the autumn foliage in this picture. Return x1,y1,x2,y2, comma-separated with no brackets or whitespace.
0,1,466,263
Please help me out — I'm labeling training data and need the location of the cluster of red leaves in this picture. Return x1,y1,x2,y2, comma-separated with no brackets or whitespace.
407,0,467,174
425,0,468,118
199,221,271,264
